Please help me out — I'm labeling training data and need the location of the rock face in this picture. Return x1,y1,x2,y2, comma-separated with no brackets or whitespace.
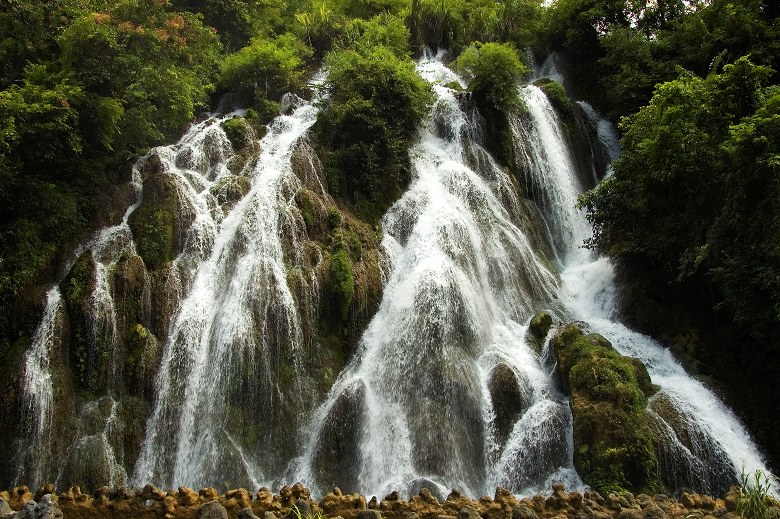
551,323,660,495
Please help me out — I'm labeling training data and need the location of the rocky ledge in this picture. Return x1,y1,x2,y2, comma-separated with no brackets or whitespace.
2,482,778,519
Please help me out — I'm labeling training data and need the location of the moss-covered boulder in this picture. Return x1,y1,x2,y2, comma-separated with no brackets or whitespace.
329,249,355,321
210,175,251,214
128,163,180,271
534,79,572,115
221,117,262,176
527,311,553,351
551,323,660,495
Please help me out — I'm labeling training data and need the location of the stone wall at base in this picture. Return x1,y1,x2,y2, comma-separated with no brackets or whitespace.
1,482,777,519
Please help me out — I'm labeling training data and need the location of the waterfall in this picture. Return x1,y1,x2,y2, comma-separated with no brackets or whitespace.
290,52,577,499
132,95,322,489
518,79,773,495
9,50,772,497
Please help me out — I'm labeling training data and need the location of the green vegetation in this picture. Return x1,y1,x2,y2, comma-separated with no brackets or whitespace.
736,470,777,519
454,41,527,111
316,18,433,221
329,249,355,320
219,33,312,110
553,324,659,495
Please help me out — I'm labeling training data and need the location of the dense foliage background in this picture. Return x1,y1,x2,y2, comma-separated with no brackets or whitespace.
0,0,777,469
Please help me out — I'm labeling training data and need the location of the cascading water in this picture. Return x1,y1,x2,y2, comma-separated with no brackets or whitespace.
517,74,773,495
12,164,146,490
10,48,774,498
133,94,322,490
290,53,580,499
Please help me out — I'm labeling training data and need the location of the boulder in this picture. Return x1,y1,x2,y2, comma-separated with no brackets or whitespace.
488,363,529,445
197,501,229,519
312,380,366,493
551,323,660,495
527,312,554,349
239,508,262,519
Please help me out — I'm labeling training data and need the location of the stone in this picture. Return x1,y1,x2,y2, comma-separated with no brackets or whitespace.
179,487,200,507
197,501,229,519
643,504,666,519
36,495,63,519
239,508,262,519
512,504,539,519
488,363,530,447
0,498,12,517
568,492,584,510
265,513,279,519
458,505,482,519
33,486,56,502
680,493,695,509
16,501,36,519
312,381,366,494
618,510,644,519
552,323,659,494
290,500,312,518
528,312,554,346
291,484,310,501
356,511,382,519
200,489,219,502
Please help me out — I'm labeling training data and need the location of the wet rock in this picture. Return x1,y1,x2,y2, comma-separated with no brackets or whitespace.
36,495,63,519
618,511,643,519
458,506,481,519
210,175,251,213
239,508,262,519
552,323,659,494
528,312,553,349
312,380,366,494
197,500,229,519
512,504,539,519
16,500,36,519
356,510,382,519
488,363,529,446
265,513,279,519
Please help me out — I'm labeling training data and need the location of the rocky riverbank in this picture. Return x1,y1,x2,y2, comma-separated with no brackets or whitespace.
2,482,777,519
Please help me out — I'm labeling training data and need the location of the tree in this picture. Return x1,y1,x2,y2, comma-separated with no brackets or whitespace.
453,41,526,111
318,42,432,221
219,33,312,105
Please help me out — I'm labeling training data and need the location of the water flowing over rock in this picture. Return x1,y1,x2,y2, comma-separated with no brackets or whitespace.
4,52,773,498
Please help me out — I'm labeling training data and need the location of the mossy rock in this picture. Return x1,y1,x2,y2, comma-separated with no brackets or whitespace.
552,323,661,495
210,175,251,213
220,117,252,151
527,311,553,351
126,323,161,398
329,249,355,321
128,167,180,271
534,79,572,115
61,251,108,395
